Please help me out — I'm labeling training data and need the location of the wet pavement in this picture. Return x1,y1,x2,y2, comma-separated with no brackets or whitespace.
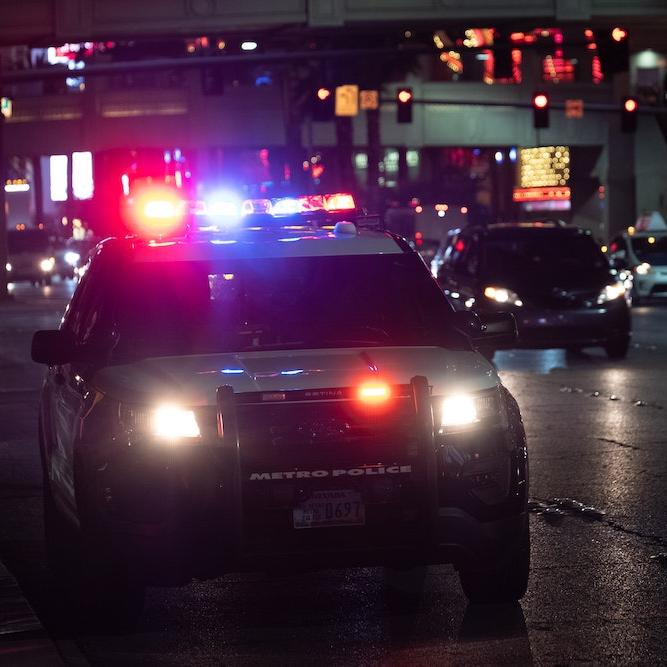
0,280,665,665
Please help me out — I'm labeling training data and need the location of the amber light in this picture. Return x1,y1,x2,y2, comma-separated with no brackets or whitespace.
317,87,332,101
358,382,391,404
624,98,638,113
129,185,186,238
611,27,627,42
397,89,413,104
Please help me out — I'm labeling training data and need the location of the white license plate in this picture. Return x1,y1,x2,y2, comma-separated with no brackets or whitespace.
293,489,365,529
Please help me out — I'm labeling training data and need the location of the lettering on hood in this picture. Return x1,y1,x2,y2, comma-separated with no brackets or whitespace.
249,464,412,481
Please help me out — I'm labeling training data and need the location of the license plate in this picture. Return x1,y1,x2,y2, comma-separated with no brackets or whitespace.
293,489,365,529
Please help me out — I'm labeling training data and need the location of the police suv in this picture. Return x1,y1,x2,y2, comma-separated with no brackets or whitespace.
32,189,528,622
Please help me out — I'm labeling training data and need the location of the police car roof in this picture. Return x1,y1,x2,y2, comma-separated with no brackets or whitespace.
128,227,406,263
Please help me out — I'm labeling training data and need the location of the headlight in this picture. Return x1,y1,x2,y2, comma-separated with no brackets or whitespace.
5,262,11,272
437,389,506,434
120,403,201,442
152,404,201,439
483,286,523,307
597,282,625,304
441,395,478,429
635,262,651,275
39,257,55,272
64,251,81,267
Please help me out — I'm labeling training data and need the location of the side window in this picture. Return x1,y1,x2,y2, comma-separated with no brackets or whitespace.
62,254,113,347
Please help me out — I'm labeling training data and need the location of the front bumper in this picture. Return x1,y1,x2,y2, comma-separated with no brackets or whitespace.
75,381,528,585
634,271,667,298
483,301,631,349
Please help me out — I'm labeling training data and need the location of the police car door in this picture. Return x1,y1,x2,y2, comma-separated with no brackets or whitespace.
49,258,111,516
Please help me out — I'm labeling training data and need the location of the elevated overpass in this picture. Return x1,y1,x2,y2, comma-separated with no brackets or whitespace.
1,0,667,44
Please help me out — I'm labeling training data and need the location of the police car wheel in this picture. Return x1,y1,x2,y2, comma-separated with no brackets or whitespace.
605,336,629,360
459,519,530,604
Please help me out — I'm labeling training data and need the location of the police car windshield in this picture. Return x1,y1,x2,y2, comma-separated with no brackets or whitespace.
631,235,667,264
114,253,459,360
483,233,608,285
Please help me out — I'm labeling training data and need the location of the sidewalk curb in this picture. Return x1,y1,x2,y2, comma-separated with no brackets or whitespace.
0,559,64,665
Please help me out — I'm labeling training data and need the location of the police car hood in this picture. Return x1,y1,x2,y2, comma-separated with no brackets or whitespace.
95,347,498,406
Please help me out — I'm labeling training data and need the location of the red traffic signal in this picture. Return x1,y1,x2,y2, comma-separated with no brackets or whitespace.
621,96,638,133
532,91,549,128
396,87,413,123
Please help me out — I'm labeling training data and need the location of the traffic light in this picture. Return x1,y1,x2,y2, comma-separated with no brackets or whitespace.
396,88,413,124
595,27,629,78
621,97,638,133
532,91,549,129
313,87,334,122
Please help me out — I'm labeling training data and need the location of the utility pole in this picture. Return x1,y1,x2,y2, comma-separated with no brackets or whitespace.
0,105,8,301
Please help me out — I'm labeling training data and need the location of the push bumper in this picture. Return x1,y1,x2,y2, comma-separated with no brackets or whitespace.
78,378,526,585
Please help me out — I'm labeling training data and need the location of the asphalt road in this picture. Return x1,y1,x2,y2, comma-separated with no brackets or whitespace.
1,280,666,665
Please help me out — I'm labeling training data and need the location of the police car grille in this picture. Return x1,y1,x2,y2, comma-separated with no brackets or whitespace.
234,398,418,469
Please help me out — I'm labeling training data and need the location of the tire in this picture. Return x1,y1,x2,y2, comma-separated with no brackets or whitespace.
459,517,530,604
605,336,629,360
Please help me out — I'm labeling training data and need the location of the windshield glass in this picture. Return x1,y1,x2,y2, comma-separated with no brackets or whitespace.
114,253,460,360
631,235,667,265
483,233,608,285
8,230,50,254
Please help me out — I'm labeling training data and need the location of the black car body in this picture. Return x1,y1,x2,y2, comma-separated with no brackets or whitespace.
437,223,632,359
32,223,528,621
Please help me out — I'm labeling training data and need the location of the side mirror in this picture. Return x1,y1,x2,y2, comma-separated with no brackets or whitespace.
31,330,74,365
476,312,517,347
453,310,517,348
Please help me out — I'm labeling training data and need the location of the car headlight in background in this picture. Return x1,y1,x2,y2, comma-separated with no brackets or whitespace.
5,262,11,273
64,251,81,267
39,257,55,273
635,262,651,276
483,286,523,307
597,282,625,304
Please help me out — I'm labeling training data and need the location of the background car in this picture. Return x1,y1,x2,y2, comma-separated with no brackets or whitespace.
6,229,56,286
436,222,632,359
608,230,667,305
